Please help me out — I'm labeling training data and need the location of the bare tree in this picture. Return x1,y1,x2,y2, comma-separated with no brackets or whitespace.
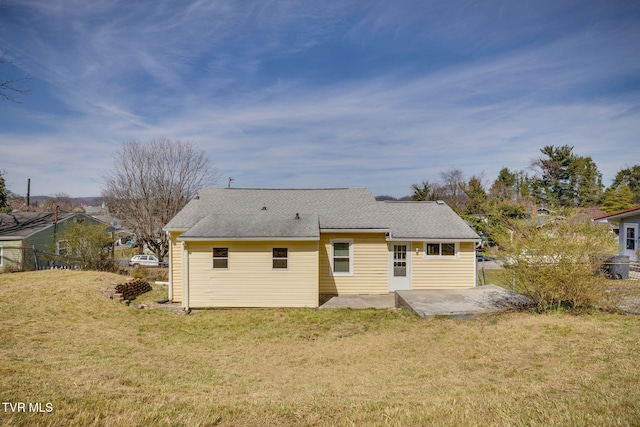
102,138,218,261
0,52,30,102
41,193,74,212
439,168,468,213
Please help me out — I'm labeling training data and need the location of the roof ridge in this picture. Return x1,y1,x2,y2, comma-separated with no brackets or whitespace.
380,200,442,204
213,187,363,191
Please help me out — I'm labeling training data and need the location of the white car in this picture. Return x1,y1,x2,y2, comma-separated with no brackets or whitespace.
128,255,160,268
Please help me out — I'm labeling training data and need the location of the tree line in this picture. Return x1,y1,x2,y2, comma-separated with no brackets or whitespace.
2,141,638,269
408,145,640,215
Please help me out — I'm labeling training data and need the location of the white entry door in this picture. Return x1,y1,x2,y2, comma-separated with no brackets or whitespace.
389,243,411,291
623,224,638,261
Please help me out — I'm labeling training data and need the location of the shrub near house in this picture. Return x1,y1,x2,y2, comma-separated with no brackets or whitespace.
496,213,617,311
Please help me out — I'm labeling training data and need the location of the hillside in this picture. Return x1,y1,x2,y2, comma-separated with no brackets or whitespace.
1,270,640,426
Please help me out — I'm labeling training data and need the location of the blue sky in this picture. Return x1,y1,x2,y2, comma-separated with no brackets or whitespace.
1,0,639,198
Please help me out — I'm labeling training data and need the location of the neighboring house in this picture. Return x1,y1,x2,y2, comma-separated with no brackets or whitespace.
163,188,480,309
0,212,108,272
594,206,640,262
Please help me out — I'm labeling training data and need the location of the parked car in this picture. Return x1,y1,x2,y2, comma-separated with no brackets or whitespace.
128,255,160,268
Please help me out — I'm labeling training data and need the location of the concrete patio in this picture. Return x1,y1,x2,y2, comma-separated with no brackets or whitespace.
319,285,533,319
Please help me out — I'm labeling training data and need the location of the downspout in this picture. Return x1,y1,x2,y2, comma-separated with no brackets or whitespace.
474,245,479,287
182,242,189,311
473,245,478,288
167,231,172,301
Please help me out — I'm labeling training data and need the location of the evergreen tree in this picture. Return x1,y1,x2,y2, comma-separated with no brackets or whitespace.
534,145,576,206
602,185,635,213
515,170,532,199
490,167,517,200
532,145,603,207
611,165,640,204
411,180,436,201
569,156,603,206
0,171,9,212
464,175,488,214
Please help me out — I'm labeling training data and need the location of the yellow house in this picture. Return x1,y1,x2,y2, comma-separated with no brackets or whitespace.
163,188,480,309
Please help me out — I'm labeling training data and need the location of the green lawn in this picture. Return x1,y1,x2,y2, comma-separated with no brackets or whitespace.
1,270,640,426
477,266,511,287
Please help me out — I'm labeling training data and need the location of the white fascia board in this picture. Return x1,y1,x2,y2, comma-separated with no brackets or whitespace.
162,227,189,233
321,228,389,233
177,236,320,242
389,238,481,242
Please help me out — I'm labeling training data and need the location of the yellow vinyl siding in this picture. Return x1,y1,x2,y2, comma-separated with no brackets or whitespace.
411,241,475,289
186,240,318,308
169,232,183,303
319,233,388,295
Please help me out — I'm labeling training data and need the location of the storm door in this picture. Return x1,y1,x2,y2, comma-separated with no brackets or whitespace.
389,243,411,291
624,224,638,261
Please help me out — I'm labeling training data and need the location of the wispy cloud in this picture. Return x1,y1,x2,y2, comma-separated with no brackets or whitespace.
1,0,639,196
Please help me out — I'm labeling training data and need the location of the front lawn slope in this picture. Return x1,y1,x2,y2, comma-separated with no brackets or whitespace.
1,270,640,426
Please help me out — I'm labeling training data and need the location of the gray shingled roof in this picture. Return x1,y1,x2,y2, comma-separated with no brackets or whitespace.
179,213,320,240
164,188,377,230
165,188,479,241
0,212,73,239
377,201,479,240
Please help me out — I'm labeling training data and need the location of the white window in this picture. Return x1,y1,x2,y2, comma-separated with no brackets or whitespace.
212,248,229,269
424,242,458,258
272,248,288,269
330,239,353,276
56,240,71,256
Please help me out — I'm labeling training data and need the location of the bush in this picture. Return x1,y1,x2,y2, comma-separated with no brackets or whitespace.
496,214,617,312
97,257,119,272
130,267,168,282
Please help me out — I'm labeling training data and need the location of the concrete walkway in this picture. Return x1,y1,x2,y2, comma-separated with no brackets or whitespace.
320,285,534,319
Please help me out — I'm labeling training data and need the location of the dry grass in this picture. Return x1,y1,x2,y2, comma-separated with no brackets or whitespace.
2,271,640,426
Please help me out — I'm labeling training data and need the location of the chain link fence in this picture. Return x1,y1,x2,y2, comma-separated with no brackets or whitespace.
608,262,640,314
1,246,82,272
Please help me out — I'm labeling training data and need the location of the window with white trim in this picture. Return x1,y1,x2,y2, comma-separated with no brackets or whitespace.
212,247,229,269
424,242,458,258
272,248,288,269
56,240,71,256
331,239,353,275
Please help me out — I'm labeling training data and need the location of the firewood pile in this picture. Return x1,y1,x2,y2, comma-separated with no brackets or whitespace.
110,279,152,302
